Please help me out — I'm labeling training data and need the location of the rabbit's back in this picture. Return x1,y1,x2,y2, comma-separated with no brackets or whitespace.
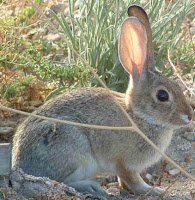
12,87,128,180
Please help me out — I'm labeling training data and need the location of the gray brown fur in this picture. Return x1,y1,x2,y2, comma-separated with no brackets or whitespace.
12,5,193,196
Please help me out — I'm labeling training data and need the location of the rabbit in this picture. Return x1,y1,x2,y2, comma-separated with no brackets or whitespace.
12,5,193,196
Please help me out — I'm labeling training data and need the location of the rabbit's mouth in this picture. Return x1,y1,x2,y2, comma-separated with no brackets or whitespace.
170,114,192,128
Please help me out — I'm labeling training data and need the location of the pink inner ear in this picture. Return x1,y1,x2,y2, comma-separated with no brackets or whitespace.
119,18,147,75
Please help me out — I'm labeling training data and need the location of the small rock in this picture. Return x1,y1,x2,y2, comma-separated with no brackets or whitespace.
0,127,14,134
183,131,195,142
5,10,14,17
46,33,61,42
190,27,195,35
50,4,67,14
146,173,153,181
190,21,195,28
106,187,120,196
25,28,47,40
169,169,180,176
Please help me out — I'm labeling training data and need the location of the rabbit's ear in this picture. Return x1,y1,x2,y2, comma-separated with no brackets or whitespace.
127,5,154,69
119,17,147,84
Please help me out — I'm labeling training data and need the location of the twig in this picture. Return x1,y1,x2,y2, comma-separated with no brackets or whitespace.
135,187,155,200
168,49,195,97
0,105,134,131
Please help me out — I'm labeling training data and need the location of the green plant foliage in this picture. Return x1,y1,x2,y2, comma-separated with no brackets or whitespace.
45,63,91,100
170,40,195,76
0,0,194,104
0,16,16,27
49,0,194,92
20,6,35,22
1,76,33,101
0,20,91,102
35,0,44,5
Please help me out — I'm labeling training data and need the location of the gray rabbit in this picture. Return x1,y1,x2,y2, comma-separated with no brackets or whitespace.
12,5,193,196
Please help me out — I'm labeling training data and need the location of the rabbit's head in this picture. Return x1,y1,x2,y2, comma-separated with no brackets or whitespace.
119,5,193,128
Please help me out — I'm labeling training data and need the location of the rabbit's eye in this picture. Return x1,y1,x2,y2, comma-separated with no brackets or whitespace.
156,90,169,102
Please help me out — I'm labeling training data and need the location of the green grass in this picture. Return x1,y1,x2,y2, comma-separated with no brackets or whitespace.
49,0,194,92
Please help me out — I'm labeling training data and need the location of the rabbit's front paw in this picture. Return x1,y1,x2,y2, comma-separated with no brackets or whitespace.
118,171,165,196
147,186,165,196
134,185,165,196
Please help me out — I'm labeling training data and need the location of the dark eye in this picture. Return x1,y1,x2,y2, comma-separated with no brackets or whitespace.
156,90,169,102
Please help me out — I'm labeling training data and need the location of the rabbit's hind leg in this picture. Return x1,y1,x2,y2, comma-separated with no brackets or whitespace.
67,180,107,196
118,169,165,196
64,156,107,196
